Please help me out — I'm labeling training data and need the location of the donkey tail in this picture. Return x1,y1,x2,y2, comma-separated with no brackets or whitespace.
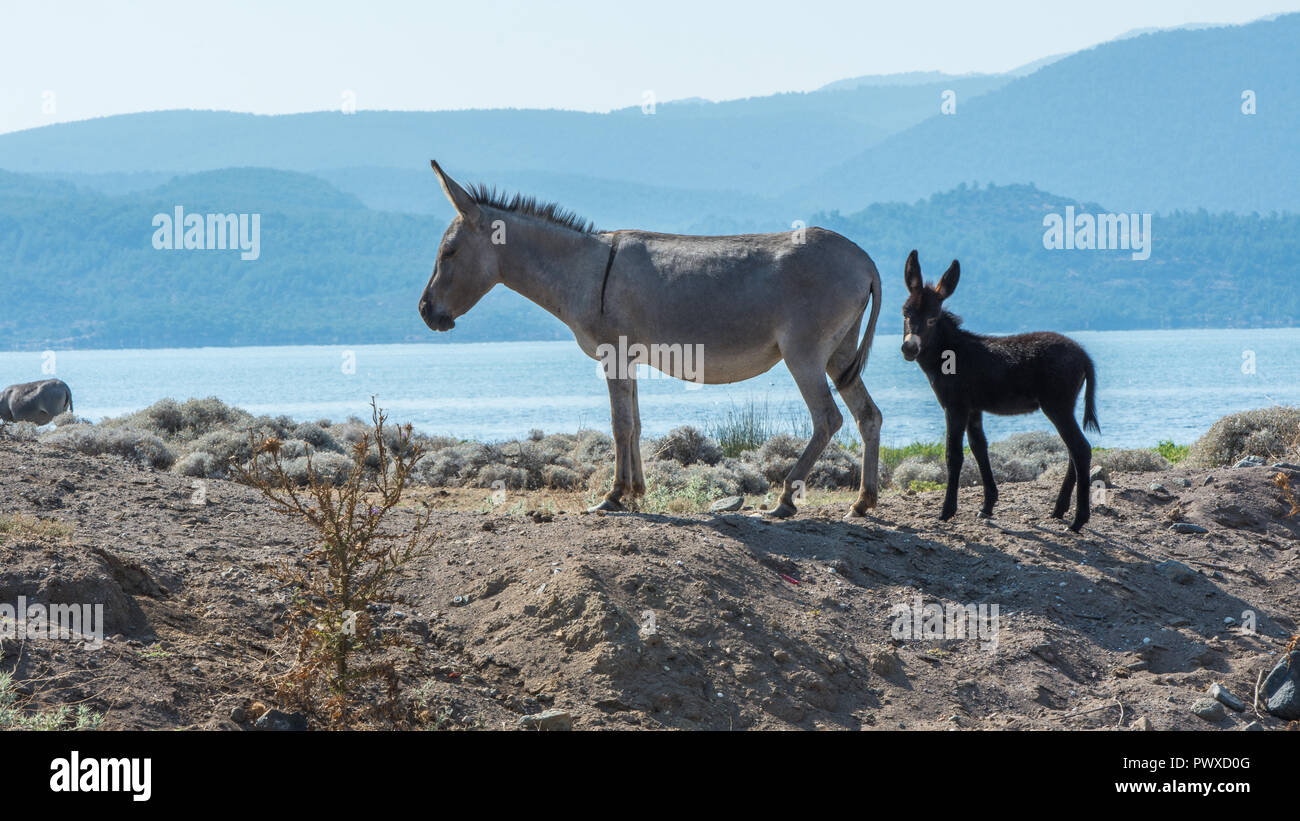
834,265,882,391
1082,356,1099,434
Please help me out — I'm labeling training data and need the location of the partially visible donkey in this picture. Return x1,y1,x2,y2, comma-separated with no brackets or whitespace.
899,251,1099,531
418,161,884,519
0,379,73,426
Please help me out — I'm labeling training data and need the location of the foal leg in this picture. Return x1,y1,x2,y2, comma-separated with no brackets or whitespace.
1052,462,1076,520
1044,406,1092,531
589,374,641,512
965,411,998,518
828,371,883,517
768,354,843,518
940,407,969,521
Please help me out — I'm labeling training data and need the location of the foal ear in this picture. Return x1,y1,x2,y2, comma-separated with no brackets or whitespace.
904,249,923,293
936,260,960,299
430,160,482,225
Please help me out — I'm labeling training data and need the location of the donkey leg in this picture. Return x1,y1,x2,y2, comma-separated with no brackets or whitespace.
833,377,882,517
629,378,646,497
940,408,969,521
588,375,639,513
1052,461,1077,520
965,412,998,518
767,356,843,518
1044,406,1092,531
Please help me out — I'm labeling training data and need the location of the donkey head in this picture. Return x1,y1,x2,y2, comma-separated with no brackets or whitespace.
418,161,501,332
900,249,959,362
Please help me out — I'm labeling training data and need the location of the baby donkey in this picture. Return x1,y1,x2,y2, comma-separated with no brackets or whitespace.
900,250,1100,531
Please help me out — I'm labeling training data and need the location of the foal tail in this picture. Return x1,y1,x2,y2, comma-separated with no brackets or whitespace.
834,267,882,391
1082,356,1099,434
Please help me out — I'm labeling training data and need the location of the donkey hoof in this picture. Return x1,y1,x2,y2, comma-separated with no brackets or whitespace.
844,506,866,520
1069,518,1089,533
587,498,624,513
977,509,994,519
764,502,797,519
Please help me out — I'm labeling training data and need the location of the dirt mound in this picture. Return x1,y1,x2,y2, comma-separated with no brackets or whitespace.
0,438,1296,730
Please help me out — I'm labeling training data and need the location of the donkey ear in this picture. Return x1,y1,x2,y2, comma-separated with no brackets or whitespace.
430,160,481,225
904,249,923,293
936,260,960,299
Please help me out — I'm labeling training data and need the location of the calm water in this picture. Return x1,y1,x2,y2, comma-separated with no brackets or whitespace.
2,329,1297,448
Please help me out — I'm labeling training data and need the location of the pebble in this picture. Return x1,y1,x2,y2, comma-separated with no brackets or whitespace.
1207,682,1245,712
253,708,308,731
1169,522,1208,534
518,709,573,731
1233,456,1265,468
1191,698,1225,722
1155,559,1197,584
710,495,744,512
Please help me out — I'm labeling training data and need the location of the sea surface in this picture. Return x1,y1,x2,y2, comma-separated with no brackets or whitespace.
2,329,1298,448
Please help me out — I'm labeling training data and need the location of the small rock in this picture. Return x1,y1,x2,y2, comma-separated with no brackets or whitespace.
1089,465,1111,487
772,649,790,663
1169,522,1208,534
253,708,308,731
1241,721,1264,731
710,495,744,512
1155,559,1197,584
1261,651,1300,720
1191,698,1225,722
868,649,901,677
451,595,470,606
1174,477,1192,488
1271,462,1300,472
518,709,573,731
1207,683,1245,712
1233,456,1265,468
229,705,247,722
1133,716,1153,731
1148,483,1170,496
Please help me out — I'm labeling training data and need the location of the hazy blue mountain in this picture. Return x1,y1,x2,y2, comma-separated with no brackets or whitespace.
0,75,1014,200
798,14,1300,214
1,168,1295,352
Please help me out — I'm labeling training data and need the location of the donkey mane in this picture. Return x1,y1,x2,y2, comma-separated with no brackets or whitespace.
465,184,596,234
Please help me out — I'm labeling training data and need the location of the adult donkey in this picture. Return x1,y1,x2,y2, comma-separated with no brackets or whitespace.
0,379,73,425
418,161,883,518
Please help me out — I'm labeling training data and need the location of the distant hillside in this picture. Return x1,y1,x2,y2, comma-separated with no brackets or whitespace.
799,14,1300,214
1,168,1296,351
0,73,1010,200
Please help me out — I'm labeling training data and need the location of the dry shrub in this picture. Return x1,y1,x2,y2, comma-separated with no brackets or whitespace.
41,425,174,469
233,400,436,728
1094,448,1171,473
652,426,723,466
1188,406,1300,467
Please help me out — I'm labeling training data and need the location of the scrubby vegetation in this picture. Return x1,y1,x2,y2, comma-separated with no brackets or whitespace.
1187,406,1300,467
0,671,103,730
233,401,436,727
22,397,1299,512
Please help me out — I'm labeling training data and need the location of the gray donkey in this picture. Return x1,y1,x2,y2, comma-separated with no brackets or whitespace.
418,161,883,518
0,379,73,425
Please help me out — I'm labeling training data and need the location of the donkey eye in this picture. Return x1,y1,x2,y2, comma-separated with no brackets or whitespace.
926,317,938,326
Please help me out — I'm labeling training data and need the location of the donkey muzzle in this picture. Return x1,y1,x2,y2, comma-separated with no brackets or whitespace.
419,296,455,332
901,334,920,361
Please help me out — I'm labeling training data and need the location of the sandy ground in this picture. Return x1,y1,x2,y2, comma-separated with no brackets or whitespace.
0,437,1297,730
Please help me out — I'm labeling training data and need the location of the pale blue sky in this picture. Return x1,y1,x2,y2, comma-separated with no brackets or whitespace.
2,0,1297,134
